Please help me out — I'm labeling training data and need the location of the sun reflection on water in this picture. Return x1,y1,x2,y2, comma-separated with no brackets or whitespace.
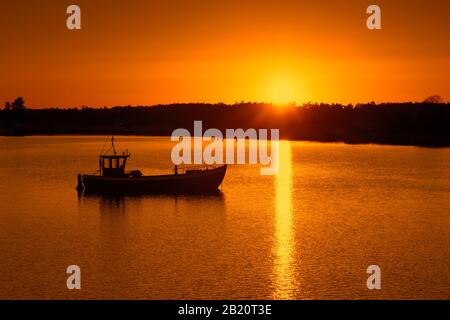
272,140,296,299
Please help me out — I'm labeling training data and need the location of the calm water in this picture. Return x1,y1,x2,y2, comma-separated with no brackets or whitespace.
0,136,449,299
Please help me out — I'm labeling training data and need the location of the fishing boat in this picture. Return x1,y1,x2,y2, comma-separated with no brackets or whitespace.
76,137,227,194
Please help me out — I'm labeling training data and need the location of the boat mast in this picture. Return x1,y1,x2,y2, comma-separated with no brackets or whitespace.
111,136,117,156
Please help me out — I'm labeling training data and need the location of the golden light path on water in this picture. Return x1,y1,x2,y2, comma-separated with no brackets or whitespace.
272,140,296,299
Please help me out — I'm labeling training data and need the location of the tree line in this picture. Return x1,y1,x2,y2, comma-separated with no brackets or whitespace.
1,97,449,147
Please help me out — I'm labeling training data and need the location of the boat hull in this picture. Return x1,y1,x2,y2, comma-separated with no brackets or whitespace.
78,165,227,194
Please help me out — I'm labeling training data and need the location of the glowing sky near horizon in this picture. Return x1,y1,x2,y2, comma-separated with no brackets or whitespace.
0,0,449,108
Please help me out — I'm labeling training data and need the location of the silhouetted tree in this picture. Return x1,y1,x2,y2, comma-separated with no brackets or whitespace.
4,97,26,111
11,97,26,110
424,95,444,104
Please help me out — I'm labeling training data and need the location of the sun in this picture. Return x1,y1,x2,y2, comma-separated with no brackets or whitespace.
264,72,301,105
271,81,296,105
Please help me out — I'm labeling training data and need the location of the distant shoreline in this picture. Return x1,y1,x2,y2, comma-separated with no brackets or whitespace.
1,133,448,148
1,102,449,147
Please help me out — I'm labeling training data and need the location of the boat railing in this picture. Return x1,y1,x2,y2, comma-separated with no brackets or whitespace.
176,164,220,174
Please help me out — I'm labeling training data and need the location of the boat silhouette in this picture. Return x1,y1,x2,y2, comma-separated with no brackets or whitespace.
76,137,227,194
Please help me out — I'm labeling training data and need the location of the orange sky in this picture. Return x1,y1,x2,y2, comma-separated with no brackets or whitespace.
1,0,449,108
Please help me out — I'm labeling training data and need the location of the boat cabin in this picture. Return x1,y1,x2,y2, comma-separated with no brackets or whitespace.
99,154,130,177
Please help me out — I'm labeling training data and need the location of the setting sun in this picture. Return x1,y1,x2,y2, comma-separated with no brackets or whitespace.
263,72,303,105
269,80,297,104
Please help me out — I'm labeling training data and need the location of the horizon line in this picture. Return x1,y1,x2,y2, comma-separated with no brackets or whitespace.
4,98,449,110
